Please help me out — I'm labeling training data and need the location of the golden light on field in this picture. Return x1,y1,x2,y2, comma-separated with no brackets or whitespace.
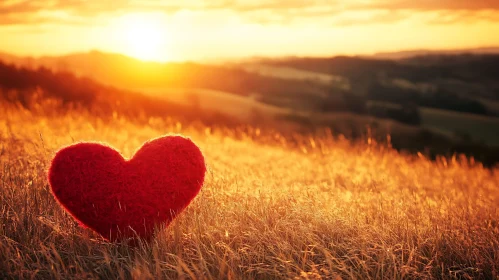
113,13,170,62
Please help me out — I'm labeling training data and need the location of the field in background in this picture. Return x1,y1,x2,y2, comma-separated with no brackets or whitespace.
366,100,499,146
234,62,499,152
139,87,288,124
480,98,499,117
420,107,499,146
240,63,350,90
1,103,498,279
3,52,499,165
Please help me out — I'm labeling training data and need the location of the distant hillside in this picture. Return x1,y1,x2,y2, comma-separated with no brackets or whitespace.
259,54,499,83
257,54,499,101
372,47,499,60
0,51,330,102
1,59,499,166
5,50,498,104
0,60,244,126
0,60,300,127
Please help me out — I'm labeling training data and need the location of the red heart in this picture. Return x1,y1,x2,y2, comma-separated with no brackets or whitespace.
48,135,206,241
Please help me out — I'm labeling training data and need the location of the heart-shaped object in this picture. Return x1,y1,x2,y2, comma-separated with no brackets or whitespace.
48,135,206,241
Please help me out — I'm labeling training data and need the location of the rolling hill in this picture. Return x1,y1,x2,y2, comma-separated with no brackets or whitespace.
2,51,499,165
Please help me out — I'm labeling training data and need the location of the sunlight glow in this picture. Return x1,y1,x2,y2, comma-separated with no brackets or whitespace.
114,13,169,61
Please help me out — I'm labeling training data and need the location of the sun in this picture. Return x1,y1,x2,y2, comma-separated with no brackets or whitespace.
114,13,169,62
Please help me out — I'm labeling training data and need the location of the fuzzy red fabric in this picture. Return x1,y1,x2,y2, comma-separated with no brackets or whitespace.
48,135,206,241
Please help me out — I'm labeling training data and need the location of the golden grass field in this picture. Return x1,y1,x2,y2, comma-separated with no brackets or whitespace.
1,103,498,279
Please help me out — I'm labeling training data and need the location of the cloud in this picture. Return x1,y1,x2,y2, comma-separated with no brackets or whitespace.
425,10,499,25
368,0,499,11
1,0,499,26
0,0,43,14
330,10,410,27
0,0,341,25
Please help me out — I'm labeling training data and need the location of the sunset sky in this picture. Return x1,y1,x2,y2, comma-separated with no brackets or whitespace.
1,0,499,62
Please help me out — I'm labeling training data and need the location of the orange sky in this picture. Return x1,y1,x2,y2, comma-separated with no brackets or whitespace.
1,0,499,62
